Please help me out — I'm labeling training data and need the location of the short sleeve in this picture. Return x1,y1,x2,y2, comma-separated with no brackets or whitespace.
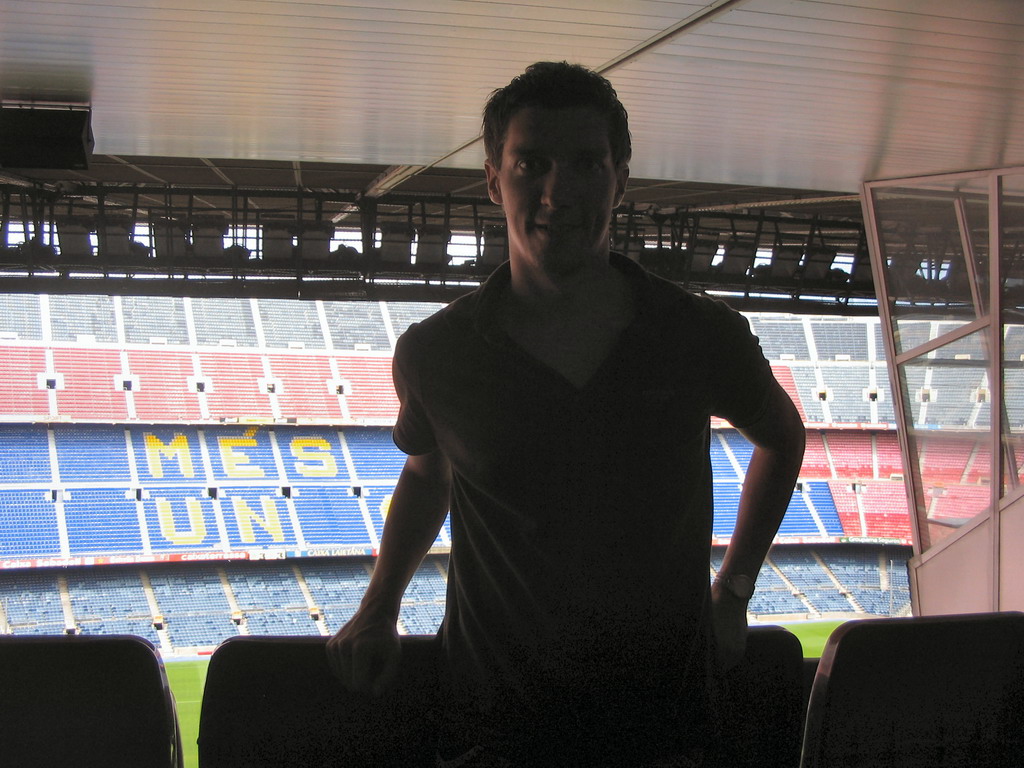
705,302,775,429
391,326,438,456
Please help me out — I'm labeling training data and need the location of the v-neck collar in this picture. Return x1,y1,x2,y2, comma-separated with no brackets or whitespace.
469,253,655,393
472,253,655,344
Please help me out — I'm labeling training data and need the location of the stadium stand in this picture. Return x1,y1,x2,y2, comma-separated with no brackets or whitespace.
0,293,44,340
121,295,191,345
799,431,831,477
810,318,870,361
65,487,145,555
257,298,327,349
825,431,875,478
265,353,345,421
127,350,205,421
0,346,51,419
346,426,408,479
0,634,183,768
749,316,810,360
147,564,236,648
48,293,118,343
190,297,259,347
387,300,449,338
0,299,930,653
400,559,448,635
52,347,129,420
768,549,858,615
790,365,827,423
874,431,903,478
0,423,51,482
801,612,1024,768
0,490,62,559
334,355,400,421
322,301,392,351
223,561,321,637
819,365,873,423
198,351,275,420
0,569,66,633
67,568,161,643
298,558,373,634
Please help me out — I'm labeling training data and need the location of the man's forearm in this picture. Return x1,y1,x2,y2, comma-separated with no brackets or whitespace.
719,387,806,583
718,441,803,581
357,450,451,621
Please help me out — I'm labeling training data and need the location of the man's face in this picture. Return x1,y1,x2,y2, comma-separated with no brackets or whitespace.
485,105,628,278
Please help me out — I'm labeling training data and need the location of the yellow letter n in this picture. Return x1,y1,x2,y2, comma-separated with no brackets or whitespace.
232,496,285,544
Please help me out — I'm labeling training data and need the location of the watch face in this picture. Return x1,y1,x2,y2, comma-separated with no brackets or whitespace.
727,575,755,600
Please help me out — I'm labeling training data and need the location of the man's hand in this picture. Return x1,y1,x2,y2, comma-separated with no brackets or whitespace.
325,607,402,697
710,581,749,671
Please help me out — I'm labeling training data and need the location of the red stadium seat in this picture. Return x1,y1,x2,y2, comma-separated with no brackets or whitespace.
0,634,182,767
800,612,1024,767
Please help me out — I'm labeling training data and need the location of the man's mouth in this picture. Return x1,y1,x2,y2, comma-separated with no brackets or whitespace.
534,220,577,233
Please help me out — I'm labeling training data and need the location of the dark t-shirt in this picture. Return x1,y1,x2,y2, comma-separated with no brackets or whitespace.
393,254,775,764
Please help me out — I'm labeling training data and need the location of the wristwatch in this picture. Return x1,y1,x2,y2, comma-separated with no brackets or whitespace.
715,574,756,601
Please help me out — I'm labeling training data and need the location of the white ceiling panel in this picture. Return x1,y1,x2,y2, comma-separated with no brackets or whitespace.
1,0,1021,195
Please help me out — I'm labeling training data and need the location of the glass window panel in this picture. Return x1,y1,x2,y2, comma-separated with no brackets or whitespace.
1000,172,1024,495
872,179,990,357
899,328,993,552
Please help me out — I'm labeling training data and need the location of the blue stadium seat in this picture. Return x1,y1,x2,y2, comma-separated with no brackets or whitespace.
66,568,162,643
0,424,51,482
291,486,374,547
53,424,133,482
147,565,235,648
64,487,143,555
0,489,62,558
345,427,407,479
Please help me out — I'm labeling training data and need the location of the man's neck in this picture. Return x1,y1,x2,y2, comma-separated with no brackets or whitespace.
506,249,617,307
498,252,635,389
500,252,634,331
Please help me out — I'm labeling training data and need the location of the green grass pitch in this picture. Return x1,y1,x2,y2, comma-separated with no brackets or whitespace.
165,659,208,768
163,621,848,768
782,618,848,658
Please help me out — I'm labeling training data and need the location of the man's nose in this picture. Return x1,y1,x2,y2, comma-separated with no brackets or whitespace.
540,165,578,207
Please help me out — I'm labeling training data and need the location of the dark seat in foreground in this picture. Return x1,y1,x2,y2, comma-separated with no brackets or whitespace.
198,634,441,768
199,626,804,767
800,611,1024,768
717,624,805,768
0,634,182,768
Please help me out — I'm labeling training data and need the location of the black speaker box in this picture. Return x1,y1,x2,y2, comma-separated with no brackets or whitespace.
0,106,94,169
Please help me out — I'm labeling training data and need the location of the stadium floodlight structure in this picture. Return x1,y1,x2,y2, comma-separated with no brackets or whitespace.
863,164,1024,615
0,179,873,311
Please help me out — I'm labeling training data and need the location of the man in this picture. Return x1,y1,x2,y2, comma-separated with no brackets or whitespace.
327,62,805,767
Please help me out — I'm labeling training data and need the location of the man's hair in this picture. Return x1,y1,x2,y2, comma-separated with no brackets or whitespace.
482,61,631,169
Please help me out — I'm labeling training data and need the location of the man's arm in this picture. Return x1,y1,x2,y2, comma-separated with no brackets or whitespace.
325,448,451,695
712,380,805,669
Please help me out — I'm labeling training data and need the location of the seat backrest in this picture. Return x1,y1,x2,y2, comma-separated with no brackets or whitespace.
0,634,182,768
713,625,805,768
198,634,440,768
800,612,1024,768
